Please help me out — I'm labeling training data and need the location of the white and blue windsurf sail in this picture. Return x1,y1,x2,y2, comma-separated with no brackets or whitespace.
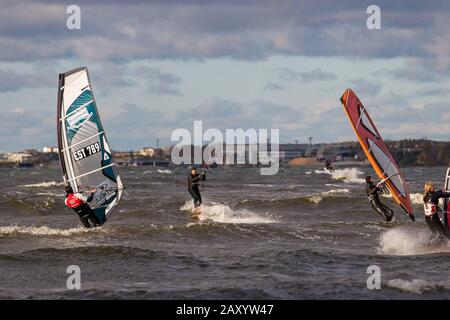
57,67,123,224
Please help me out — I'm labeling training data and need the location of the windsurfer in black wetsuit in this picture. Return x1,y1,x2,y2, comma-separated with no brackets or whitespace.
187,166,206,208
423,182,450,239
324,159,334,172
365,175,394,222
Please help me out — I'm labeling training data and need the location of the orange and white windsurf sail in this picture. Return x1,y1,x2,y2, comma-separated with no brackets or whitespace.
340,88,413,215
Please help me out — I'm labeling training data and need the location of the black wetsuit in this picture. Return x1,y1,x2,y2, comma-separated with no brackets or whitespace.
324,160,333,172
365,182,394,222
188,172,206,207
68,193,101,228
423,191,450,238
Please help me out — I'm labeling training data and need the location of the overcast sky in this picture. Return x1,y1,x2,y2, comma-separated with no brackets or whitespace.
1,0,450,151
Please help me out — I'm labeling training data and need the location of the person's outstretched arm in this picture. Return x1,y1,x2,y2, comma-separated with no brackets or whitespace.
84,188,97,202
435,190,450,199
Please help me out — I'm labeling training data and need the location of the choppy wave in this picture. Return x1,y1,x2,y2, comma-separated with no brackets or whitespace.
379,226,450,255
331,168,365,183
0,225,105,236
36,192,64,197
244,183,275,188
238,188,352,207
143,169,173,175
307,188,351,204
2,194,59,212
18,181,63,188
314,169,331,175
180,201,276,224
386,278,450,294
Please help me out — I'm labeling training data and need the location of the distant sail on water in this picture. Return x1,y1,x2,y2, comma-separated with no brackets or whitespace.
57,67,123,224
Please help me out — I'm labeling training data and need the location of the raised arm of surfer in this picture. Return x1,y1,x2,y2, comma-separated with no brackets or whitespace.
423,182,450,239
64,185,101,228
365,175,394,222
187,166,206,208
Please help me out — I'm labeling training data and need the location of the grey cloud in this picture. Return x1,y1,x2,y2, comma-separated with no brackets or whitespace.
350,79,382,97
0,107,53,151
264,67,337,91
381,67,440,82
416,87,450,97
0,69,54,92
185,97,306,139
1,0,450,68
278,68,337,82
137,67,183,96
263,82,286,91
102,103,176,149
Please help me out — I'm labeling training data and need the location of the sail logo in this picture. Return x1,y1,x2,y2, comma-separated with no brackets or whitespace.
94,180,116,205
66,107,93,129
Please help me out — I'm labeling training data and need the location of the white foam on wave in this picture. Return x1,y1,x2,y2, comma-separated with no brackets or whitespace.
410,193,424,205
0,225,105,236
381,192,423,206
19,181,63,188
37,192,64,197
386,279,449,294
180,201,276,224
144,169,172,175
244,183,275,188
379,226,450,256
331,168,365,183
307,188,351,204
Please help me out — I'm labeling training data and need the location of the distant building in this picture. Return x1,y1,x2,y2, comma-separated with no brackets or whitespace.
43,146,59,153
139,147,156,157
278,144,309,161
8,152,33,164
132,156,169,167
316,144,357,161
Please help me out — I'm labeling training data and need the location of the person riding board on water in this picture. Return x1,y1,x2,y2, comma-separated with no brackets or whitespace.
64,185,101,228
423,182,450,239
365,175,394,222
324,159,334,172
187,166,206,208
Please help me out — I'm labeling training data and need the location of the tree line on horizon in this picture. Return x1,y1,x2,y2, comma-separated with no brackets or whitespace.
345,139,450,167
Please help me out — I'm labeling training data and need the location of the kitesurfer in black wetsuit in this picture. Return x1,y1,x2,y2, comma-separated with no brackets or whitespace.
187,167,206,207
423,182,450,239
64,185,101,228
365,175,394,222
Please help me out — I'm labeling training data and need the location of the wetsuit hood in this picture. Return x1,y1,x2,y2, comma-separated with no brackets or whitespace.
65,185,73,195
